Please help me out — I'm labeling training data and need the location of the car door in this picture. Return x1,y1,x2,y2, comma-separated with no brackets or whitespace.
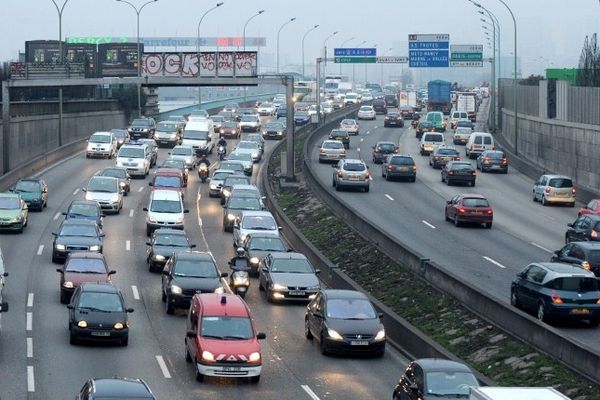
446,195,459,219
573,217,591,241
185,303,199,358
521,265,545,310
310,294,325,339
535,176,547,199
162,256,174,295
553,243,574,263
232,216,242,246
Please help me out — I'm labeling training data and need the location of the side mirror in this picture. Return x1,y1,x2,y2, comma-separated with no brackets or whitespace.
186,330,196,338
220,272,229,278
56,268,63,273
108,270,117,275
146,241,152,246
446,200,452,204
190,244,197,248
256,332,266,340
51,232,58,236
81,188,87,192
143,207,149,211
278,226,283,230
378,312,384,319
554,250,561,255
61,212,67,215
162,270,170,276
0,302,8,312
315,269,321,274
126,308,135,313
567,223,573,228
184,209,190,213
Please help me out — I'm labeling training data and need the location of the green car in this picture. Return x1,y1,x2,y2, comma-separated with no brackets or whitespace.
11,179,48,211
0,193,29,233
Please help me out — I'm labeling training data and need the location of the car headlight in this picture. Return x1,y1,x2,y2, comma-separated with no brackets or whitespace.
210,184,218,190
142,128,148,132
185,158,192,164
220,129,225,133
227,214,236,221
114,322,125,330
170,285,182,294
154,134,160,139
154,254,166,261
214,286,225,294
374,329,386,341
84,193,93,201
63,281,74,288
116,161,124,167
147,216,157,223
250,257,259,265
202,350,215,362
272,283,287,291
55,244,66,251
170,133,177,139
87,144,94,150
89,245,100,252
110,194,120,203
306,285,320,290
77,320,88,328
119,181,126,188
249,352,261,362
222,189,231,197
175,217,184,224
327,328,344,341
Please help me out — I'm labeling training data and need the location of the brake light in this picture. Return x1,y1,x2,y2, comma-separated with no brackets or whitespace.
551,294,563,304
374,148,380,153
472,171,477,176
434,156,440,160
394,147,399,153
502,158,508,165
592,230,598,239
387,165,393,171
486,209,493,214
582,261,591,270
545,187,551,193
458,208,466,213
448,171,455,175
412,165,417,172
456,156,461,161
596,298,600,304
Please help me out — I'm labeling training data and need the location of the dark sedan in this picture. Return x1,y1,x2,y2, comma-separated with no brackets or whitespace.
220,175,251,205
223,193,264,233
429,147,461,169
305,289,385,356
551,242,600,276
110,129,130,148
383,112,404,127
476,150,508,173
372,141,399,164
399,106,415,119
565,215,600,243
52,220,105,263
11,178,48,211
441,161,476,186
294,111,311,126
511,262,600,326
99,167,131,195
62,200,104,228
68,283,133,346
262,122,286,140
382,155,416,182
146,229,196,272
161,252,227,314
416,121,434,139
242,233,289,277
259,252,321,302
76,377,156,400
57,252,115,304
445,194,493,228
328,129,350,149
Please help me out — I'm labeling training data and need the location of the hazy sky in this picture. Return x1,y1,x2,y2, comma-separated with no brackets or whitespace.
2,0,599,76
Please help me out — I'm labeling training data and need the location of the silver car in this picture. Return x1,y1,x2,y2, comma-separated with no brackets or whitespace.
258,252,321,302
332,159,370,192
83,176,123,214
533,174,576,206
169,145,197,170
318,140,346,163
226,152,253,176
233,210,280,248
207,169,236,198
233,141,262,163
452,127,472,145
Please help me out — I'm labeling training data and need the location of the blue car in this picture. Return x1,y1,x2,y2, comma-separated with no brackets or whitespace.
62,200,104,228
294,111,311,126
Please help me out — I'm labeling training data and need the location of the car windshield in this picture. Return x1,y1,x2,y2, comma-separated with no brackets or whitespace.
101,169,127,179
173,260,217,278
78,292,124,312
89,134,111,143
154,233,189,247
157,122,177,131
323,142,343,149
69,204,99,217
87,178,117,193
249,237,285,251
212,172,233,181
425,371,479,396
451,163,474,171
421,122,434,128
237,142,257,149
330,130,348,138
437,149,458,155
15,181,40,192
154,176,181,187
296,112,309,118
201,316,253,340
377,143,396,151
161,160,184,169
463,198,489,207
549,178,573,188
172,147,193,156
344,163,366,172
60,224,98,237
132,119,151,127
223,122,238,129
388,113,399,118
229,197,261,210
242,215,276,230
457,121,472,128
184,130,208,140
326,298,377,319
66,258,106,274
211,116,225,122
549,277,600,292
118,147,145,158
391,157,414,166
150,200,182,213
0,197,20,209
271,258,313,273
111,130,127,139
224,177,249,186
240,115,257,122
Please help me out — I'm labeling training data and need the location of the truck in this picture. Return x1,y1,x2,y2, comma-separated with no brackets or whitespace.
456,92,477,122
469,387,571,400
427,80,452,115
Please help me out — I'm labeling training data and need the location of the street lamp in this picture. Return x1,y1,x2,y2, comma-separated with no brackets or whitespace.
50,0,70,63
302,24,319,78
322,31,339,79
277,17,296,73
339,37,355,74
196,2,224,107
479,10,501,78
243,10,265,52
116,0,158,117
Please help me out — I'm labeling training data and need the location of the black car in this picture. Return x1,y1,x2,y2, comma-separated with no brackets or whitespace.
68,283,133,346
99,167,131,195
262,122,286,140
242,233,290,276
511,262,600,325
220,175,252,205
294,111,311,126
392,359,479,400
259,252,321,302
383,112,404,127
382,155,416,182
372,99,387,114
476,150,508,173
76,377,156,400
110,129,130,148
552,242,600,276
52,220,105,263
146,228,196,272
223,193,264,233
384,94,398,108
416,121,434,139
372,141,399,164
62,200,104,228
11,178,48,211
429,147,461,169
565,215,600,243
305,289,385,356
328,129,350,149
127,117,156,139
157,159,189,186
441,161,476,186
399,106,415,119
161,252,227,314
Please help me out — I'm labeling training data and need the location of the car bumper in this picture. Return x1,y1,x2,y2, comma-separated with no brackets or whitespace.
87,150,112,157
420,147,434,154
545,196,575,204
270,289,319,301
166,292,194,309
156,138,179,147
25,199,44,209
221,131,239,138
357,113,375,119
0,220,25,231
387,170,416,179
124,167,146,176
146,222,184,232
263,132,284,140
337,179,369,188
54,247,101,261
446,176,475,184
196,362,261,378
241,125,259,131
453,137,469,144
323,338,386,355
546,304,600,320
480,163,507,172
97,201,120,212
319,154,345,162
71,325,129,343
384,121,403,126
456,215,493,224
373,153,392,162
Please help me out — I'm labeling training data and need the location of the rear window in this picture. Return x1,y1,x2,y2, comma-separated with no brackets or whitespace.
424,134,444,142
463,198,489,207
484,137,492,144
391,157,414,166
378,143,396,151
548,178,573,188
549,277,599,292
323,142,343,149
437,148,458,155
343,163,366,172
451,163,474,171
485,152,504,159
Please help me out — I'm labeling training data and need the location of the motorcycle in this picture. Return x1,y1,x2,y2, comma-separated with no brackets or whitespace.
217,145,226,161
198,162,209,183
228,258,251,298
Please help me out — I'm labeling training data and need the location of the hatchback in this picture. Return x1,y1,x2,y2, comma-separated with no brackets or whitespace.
259,252,321,302
452,127,472,145
565,215,600,243
223,193,264,232
339,119,359,135
63,200,104,228
533,174,575,207
233,210,280,248
83,176,123,214
382,155,416,182
99,167,131,195
332,159,370,192
357,106,376,120
441,161,476,186
57,252,115,304
208,169,237,197
169,145,197,171
416,121,434,139
220,175,252,205
372,141,399,164
146,228,196,272
0,193,29,233
445,194,493,228
551,242,600,276
384,112,404,127
328,129,351,149
11,178,48,211
477,150,508,173
318,140,346,163
52,220,104,263
429,146,460,169
579,199,600,217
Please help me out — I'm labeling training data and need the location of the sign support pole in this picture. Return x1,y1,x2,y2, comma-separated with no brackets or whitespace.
285,75,295,181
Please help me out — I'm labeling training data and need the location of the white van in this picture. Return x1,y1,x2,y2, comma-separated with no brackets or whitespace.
450,111,468,129
86,131,117,159
420,132,445,155
182,119,215,155
143,189,189,236
466,132,495,159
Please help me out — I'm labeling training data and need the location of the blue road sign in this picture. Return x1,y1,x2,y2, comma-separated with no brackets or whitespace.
334,48,377,57
408,50,449,68
408,41,449,50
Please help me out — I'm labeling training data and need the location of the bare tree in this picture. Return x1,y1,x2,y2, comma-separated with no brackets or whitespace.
577,33,600,86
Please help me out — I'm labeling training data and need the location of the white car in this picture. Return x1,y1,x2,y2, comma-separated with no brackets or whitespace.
318,140,346,163
86,131,117,159
83,176,123,214
169,145,197,170
344,93,360,105
143,189,188,236
257,102,276,116
323,103,334,114
357,106,376,120
208,169,236,197
453,127,472,145
233,210,280,248
116,143,151,177
361,92,374,102
239,114,261,132
339,119,359,135
233,141,262,163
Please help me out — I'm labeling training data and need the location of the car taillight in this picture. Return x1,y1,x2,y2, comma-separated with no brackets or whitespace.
472,171,477,176
434,156,440,160
572,188,576,195
448,171,455,175
582,261,591,270
486,209,493,214
551,294,563,304
502,158,508,165
545,187,551,193
394,147,399,153
374,148,380,153
387,165,393,171
412,165,417,172
592,230,598,239
458,208,466,213
596,298,600,304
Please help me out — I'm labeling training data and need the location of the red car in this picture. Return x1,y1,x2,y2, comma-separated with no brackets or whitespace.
579,199,600,216
445,194,493,228
149,168,185,198
56,252,115,304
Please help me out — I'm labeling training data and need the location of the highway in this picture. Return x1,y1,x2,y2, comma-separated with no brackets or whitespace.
0,114,407,399
307,104,600,351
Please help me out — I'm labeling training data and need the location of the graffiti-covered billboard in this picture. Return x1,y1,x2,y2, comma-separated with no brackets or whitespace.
142,52,257,78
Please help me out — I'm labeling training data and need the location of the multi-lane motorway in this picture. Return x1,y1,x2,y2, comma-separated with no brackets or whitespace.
308,104,600,352
0,114,407,399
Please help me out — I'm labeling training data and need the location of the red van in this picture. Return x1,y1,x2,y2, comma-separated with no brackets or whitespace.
184,293,266,383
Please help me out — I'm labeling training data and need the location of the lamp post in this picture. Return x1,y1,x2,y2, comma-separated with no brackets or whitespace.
322,31,338,80
479,10,501,78
50,0,70,148
354,40,366,84
116,0,158,117
277,17,296,73
339,37,355,75
301,24,319,78
243,10,265,101
482,20,497,133
196,2,224,107
380,47,393,86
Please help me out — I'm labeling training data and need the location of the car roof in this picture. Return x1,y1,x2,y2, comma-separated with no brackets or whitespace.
150,189,181,200
532,262,596,280
92,377,153,397
79,282,119,293
154,228,187,236
459,193,487,200
269,252,308,261
322,289,369,300
194,293,250,317
413,358,474,373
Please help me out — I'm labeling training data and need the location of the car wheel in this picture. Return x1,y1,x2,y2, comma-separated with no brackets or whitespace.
589,317,600,327
532,192,537,202
146,227,152,237
258,279,265,291
454,215,461,227
510,288,521,309
161,289,166,302
121,336,129,347
332,178,336,188
569,202,575,208
385,174,390,181
195,359,205,382
251,375,260,383
266,287,273,303
69,330,78,345
165,296,175,315
485,222,492,229
60,291,69,304
471,180,476,187
537,301,548,323
185,344,193,362
445,210,450,222
364,185,370,193
441,174,445,182
411,177,416,183
319,332,329,355
335,183,341,192
542,196,548,206
447,179,452,186
305,318,313,339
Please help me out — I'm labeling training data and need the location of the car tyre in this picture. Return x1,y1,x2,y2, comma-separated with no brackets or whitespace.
165,295,175,315
251,375,260,383
532,192,537,202
332,178,336,188
319,332,329,355
454,215,461,227
589,317,600,327
364,186,370,193
305,318,313,339
445,210,450,222
69,331,78,345
447,179,452,186
510,288,521,309
542,196,548,206
161,290,166,302
185,344,193,362
485,222,492,229
121,336,129,347
60,291,69,304
335,183,341,192
537,301,549,323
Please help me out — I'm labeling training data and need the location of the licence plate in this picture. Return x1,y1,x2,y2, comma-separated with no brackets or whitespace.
0,221,9,225
571,308,590,315
91,331,110,337
491,165,501,169
443,157,451,161
557,192,567,197
350,176,360,181
289,290,306,296
350,340,369,346
398,167,409,171
223,366,241,372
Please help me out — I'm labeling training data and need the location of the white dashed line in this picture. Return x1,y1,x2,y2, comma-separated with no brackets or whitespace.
156,355,172,378
26,312,32,331
138,187,144,192
373,126,378,129
530,242,553,254
72,188,80,196
366,131,371,135
385,194,394,201
131,285,140,300
360,138,364,142
27,366,35,392
129,209,134,217
301,385,321,400
357,148,360,152
483,256,506,269
422,220,436,229
27,293,34,308
126,240,131,251
36,245,44,256
27,338,33,358
53,212,61,221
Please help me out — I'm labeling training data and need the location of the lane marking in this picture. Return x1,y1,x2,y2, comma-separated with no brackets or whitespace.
385,194,394,201
530,242,553,254
301,385,321,400
26,312,32,331
27,337,33,358
366,131,371,135
72,188,80,196
27,293,34,308
27,366,35,392
131,285,140,300
360,138,364,142
53,212,61,221
483,256,506,269
373,126,378,129
36,245,44,256
357,148,360,152
129,209,134,218
422,220,436,229
138,187,144,193
156,355,172,378
126,240,131,251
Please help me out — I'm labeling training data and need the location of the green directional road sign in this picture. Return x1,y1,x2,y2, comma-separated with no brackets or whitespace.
450,52,483,61
334,57,377,63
